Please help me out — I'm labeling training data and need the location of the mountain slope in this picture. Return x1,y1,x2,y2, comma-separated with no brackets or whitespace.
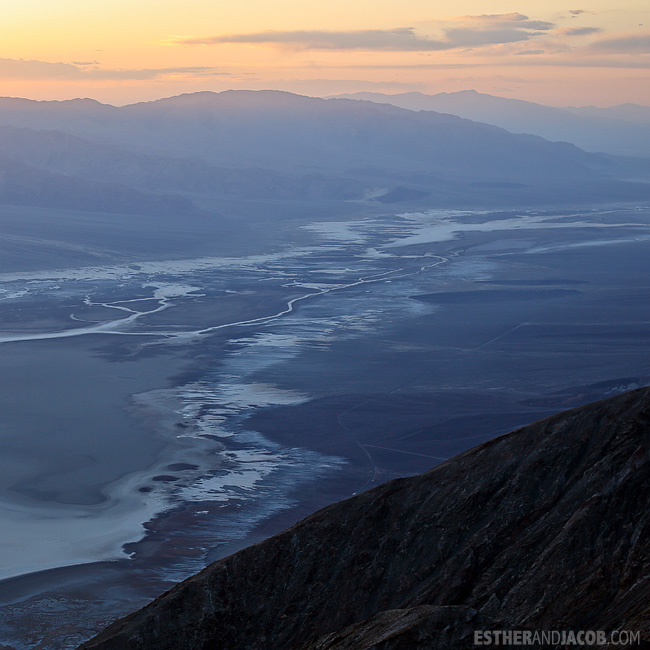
334,90,650,158
1,91,649,208
0,91,634,181
0,126,366,201
0,156,194,216
80,387,650,649
565,103,650,125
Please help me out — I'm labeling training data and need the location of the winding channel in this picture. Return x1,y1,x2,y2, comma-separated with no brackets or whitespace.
0,263,445,345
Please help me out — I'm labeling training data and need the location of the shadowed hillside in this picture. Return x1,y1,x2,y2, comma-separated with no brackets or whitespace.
80,387,650,649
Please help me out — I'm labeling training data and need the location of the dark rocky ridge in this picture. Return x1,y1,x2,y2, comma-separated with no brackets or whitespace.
79,388,650,649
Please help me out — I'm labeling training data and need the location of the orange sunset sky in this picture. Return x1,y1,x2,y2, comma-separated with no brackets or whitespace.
2,0,649,106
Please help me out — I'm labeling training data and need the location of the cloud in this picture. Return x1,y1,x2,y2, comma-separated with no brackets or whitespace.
0,58,230,81
569,9,586,15
443,28,545,47
176,29,450,51
93,66,232,80
175,14,554,52
455,13,554,31
590,34,650,52
561,27,602,36
514,49,546,55
328,57,650,71
0,58,84,80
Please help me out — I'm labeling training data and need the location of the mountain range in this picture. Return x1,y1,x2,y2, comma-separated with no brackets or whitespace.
0,90,649,215
333,90,650,159
79,387,650,649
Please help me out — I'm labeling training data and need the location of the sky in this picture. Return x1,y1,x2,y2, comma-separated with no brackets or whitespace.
1,0,649,106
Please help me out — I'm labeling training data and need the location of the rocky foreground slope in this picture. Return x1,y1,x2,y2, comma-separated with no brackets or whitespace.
80,387,650,649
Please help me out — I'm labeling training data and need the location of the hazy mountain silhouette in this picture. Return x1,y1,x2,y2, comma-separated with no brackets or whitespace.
334,90,650,158
565,102,650,125
0,126,366,201
0,155,193,216
0,90,649,210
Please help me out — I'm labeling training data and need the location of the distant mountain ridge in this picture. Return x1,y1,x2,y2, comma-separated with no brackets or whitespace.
333,90,650,158
79,387,650,649
1,90,600,178
0,90,649,212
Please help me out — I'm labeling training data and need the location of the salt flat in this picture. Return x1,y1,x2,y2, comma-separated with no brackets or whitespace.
1,203,650,648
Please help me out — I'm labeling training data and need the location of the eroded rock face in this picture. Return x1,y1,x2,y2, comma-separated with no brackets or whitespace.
80,388,650,650
302,606,493,650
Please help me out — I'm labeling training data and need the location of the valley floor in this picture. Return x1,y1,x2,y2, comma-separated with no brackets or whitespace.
1,201,649,648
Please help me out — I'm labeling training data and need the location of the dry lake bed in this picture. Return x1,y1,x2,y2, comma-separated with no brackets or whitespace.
1,202,650,648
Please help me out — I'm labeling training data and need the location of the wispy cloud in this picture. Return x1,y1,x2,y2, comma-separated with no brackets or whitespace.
443,28,544,48
174,13,555,52
0,58,83,80
94,66,232,80
561,27,602,36
455,13,554,31
589,33,650,52
326,57,650,70
175,29,449,51
0,58,231,80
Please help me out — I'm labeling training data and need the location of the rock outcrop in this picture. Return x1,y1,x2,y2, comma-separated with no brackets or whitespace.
80,387,650,649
